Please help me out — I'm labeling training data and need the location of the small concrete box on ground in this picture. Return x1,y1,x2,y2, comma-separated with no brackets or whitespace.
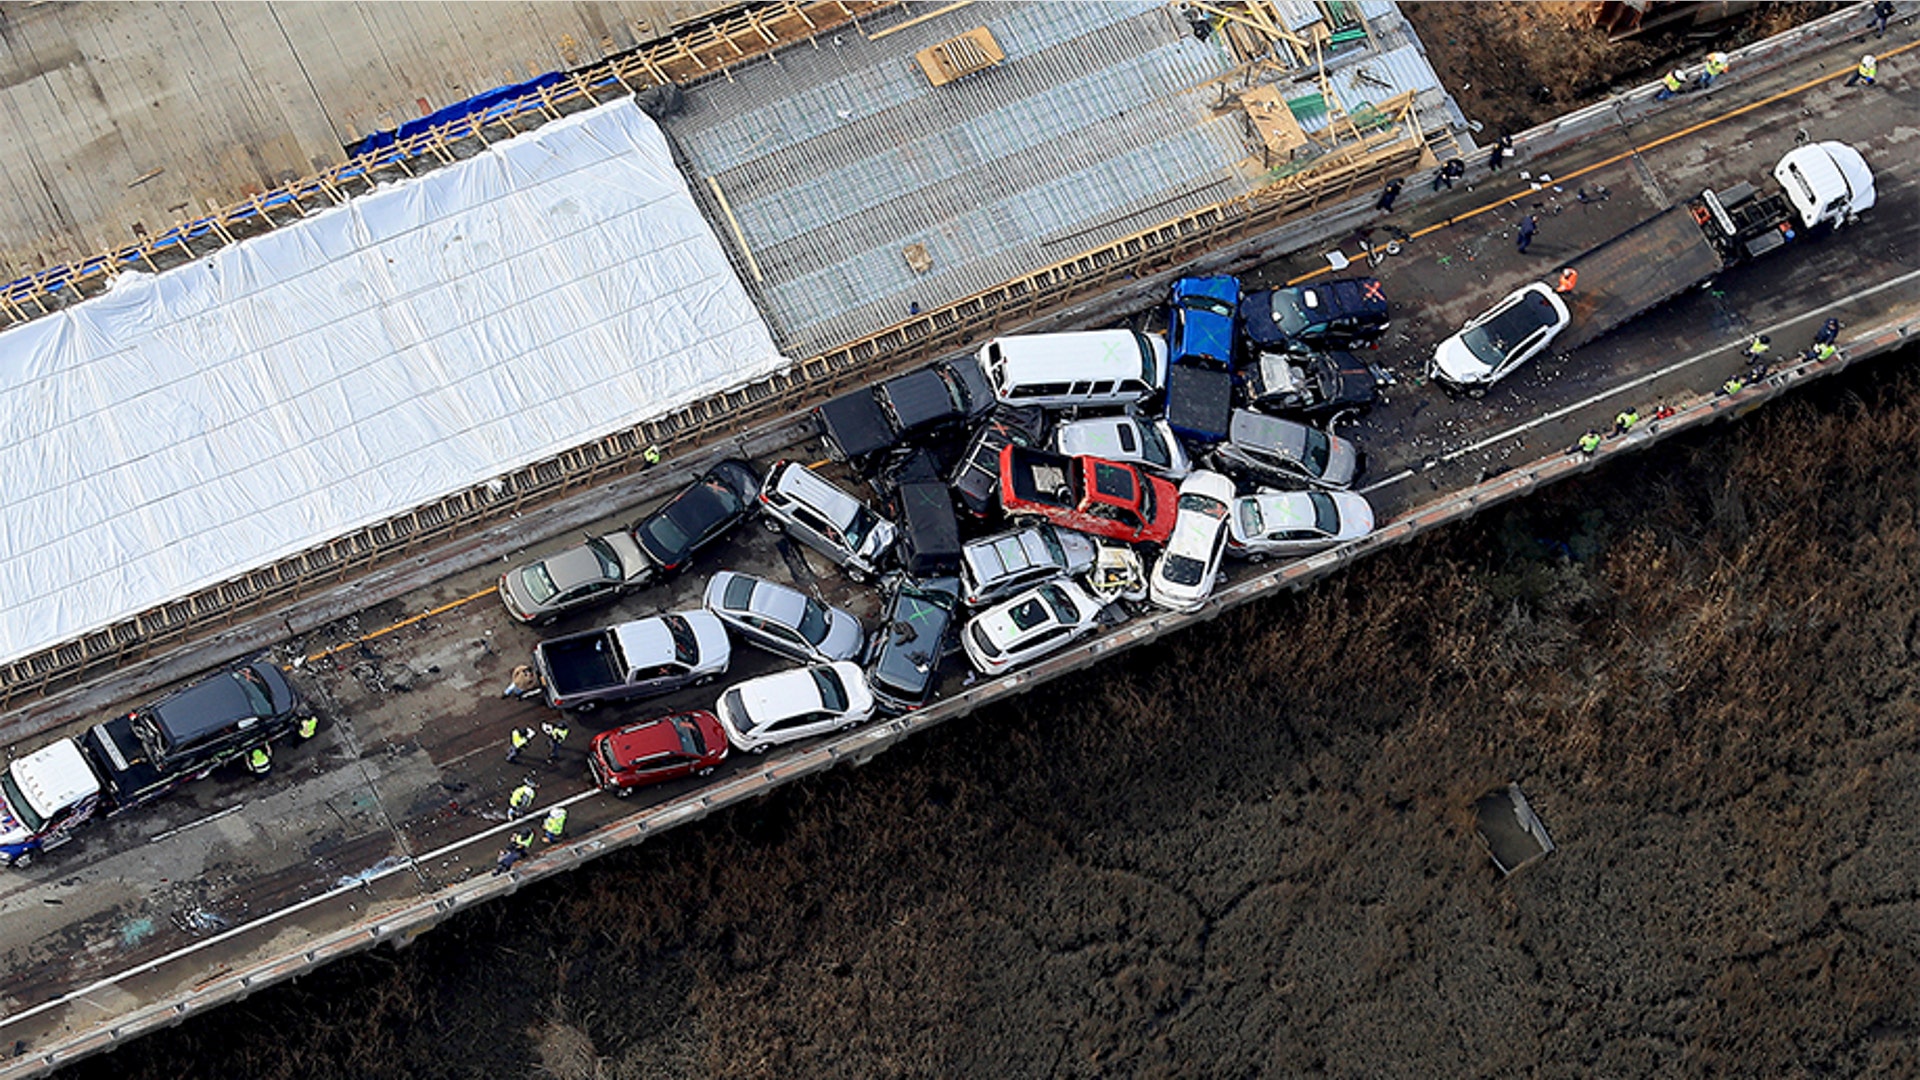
1475,783,1556,876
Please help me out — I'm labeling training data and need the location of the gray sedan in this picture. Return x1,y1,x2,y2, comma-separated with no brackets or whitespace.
701,571,864,664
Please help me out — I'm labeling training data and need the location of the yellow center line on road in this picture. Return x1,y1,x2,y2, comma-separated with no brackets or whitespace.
1287,38,1919,286
304,586,499,665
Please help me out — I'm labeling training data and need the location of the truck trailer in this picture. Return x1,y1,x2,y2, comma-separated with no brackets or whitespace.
1431,141,1875,390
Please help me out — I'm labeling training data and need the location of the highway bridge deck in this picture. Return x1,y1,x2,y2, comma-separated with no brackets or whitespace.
1,8,1916,1076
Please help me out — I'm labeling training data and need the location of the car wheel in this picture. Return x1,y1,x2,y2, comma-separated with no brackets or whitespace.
749,743,771,755
696,766,717,777
614,785,634,798
694,673,716,687
1467,386,1487,400
1246,552,1268,564
10,851,30,870
763,518,784,534
837,720,859,733
847,567,868,584
572,701,598,715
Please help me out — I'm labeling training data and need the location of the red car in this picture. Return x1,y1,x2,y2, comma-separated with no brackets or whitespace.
997,445,1180,545
587,711,729,796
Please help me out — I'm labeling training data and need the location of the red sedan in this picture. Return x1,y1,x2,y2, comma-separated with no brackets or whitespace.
587,711,729,796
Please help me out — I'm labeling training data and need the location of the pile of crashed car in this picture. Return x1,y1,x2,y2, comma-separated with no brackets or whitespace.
500,274,1394,796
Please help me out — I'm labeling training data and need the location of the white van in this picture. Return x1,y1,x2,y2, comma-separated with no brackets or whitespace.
976,330,1167,410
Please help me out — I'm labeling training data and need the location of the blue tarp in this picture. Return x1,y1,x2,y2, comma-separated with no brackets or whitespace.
351,72,566,155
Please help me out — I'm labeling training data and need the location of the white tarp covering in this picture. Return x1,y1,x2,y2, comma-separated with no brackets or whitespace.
0,98,784,666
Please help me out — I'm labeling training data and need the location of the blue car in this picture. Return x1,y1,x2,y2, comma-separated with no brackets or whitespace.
1168,275,1240,370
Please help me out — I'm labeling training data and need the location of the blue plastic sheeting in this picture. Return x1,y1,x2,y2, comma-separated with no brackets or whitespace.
352,72,566,155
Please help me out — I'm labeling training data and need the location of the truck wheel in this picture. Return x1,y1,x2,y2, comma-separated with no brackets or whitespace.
763,519,784,534
571,701,598,715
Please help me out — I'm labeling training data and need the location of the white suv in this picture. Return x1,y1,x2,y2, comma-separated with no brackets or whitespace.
757,460,898,581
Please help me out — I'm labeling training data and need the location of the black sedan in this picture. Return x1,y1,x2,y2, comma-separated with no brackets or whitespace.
949,406,1049,518
631,459,761,576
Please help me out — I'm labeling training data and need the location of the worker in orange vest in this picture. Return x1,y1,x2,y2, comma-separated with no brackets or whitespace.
1555,267,1578,294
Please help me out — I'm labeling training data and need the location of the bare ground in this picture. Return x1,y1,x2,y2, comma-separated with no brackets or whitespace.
56,346,1920,1078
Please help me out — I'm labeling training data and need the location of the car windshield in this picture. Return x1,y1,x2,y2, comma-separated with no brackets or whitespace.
1162,553,1206,586
672,716,705,755
0,768,44,832
587,537,624,578
1038,526,1064,564
1237,499,1264,536
1309,492,1340,534
597,739,624,772
722,689,752,733
1041,584,1081,625
1463,291,1557,365
1134,422,1171,468
1182,295,1234,317
664,615,698,665
722,574,755,610
798,599,830,645
811,667,847,712
1301,427,1331,475
969,621,1002,658
845,508,876,550
520,563,558,604
1178,493,1227,519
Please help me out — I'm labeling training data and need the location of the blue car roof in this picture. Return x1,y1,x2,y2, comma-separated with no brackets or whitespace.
1170,275,1240,369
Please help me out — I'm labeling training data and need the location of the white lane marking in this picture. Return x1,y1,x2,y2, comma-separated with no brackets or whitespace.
1364,267,1920,491
1,789,598,1033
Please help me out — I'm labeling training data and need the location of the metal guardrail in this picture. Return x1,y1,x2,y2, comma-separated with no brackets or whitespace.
0,117,1429,708
9,305,1910,1080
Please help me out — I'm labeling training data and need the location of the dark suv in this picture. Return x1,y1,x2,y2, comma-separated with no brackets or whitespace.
81,661,304,812
815,358,995,468
864,577,960,713
1238,277,1390,352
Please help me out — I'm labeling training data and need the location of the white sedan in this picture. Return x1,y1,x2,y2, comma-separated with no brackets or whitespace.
1227,489,1374,561
1428,282,1570,392
1052,415,1192,478
1147,471,1236,612
714,661,876,754
962,579,1107,675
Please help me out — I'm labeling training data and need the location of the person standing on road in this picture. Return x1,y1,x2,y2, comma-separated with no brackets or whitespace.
1656,69,1687,101
501,664,543,700
1697,52,1730,89
541,719,570,763
1846,55,1878,87
1871,1,1895,38
1488,133,1514,171
509,779,537,819
506,725,536,764
1516,214,1538,254
1375,178,1403,213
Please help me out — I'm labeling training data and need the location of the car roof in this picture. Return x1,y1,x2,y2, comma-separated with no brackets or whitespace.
880,367,958,430
715,572,807,624
602,715,686,761
541,542,615,591
1228,409,1307,455
771,463,862,524
149,663,289,745
1300,276,1388,315
735,666,829,718
612,617,681,666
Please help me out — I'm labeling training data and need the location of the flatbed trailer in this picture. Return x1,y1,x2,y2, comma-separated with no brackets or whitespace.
1555,204,1728,353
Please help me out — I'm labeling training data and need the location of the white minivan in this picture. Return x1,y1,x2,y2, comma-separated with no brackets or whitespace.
976,329,1167,410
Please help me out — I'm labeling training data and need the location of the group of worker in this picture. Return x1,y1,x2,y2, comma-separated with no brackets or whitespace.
493,796,570,874
505,718,570,764
242,713,323,777
1657,51,1733,100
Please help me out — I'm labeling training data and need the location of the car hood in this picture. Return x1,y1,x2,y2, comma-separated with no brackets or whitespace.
1431,332,1494,385
820,607,865,662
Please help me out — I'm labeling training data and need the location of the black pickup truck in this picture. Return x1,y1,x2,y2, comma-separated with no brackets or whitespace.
815,358,995,467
